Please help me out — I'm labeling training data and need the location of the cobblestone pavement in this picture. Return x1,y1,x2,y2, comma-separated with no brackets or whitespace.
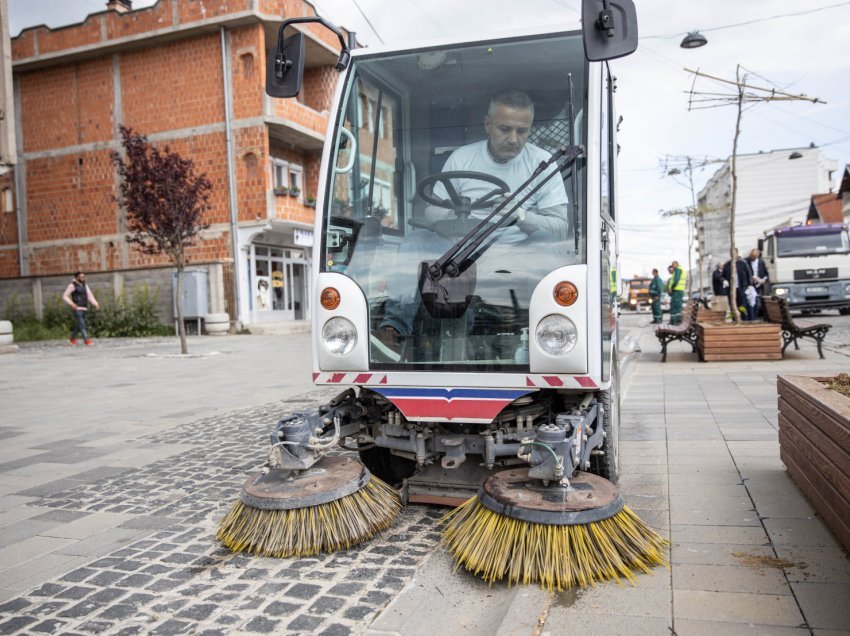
0,391,443,635
2,323,849,635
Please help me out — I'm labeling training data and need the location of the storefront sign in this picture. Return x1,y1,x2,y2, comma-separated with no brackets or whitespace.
294,229,314,247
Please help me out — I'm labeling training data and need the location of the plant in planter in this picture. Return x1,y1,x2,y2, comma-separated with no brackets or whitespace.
273,186,288,196
288,187,301,198
777,373,850,552
305,196,316,208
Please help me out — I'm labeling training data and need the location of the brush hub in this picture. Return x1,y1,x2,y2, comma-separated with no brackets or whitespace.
477,469,623,525
239,456,371,510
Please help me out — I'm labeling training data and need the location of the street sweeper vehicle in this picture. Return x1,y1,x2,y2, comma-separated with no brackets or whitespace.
219,0,668,590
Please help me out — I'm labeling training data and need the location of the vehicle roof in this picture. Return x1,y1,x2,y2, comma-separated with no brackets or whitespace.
348,24,582,58
775,223,847,235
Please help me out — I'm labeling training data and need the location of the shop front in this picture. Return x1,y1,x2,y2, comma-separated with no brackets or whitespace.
238,224,313,326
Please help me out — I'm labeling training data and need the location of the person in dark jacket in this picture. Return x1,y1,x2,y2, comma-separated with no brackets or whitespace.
746,248,769,319
649,268,664,324
62,271,100,345
722,251,752,320
711,263,729,315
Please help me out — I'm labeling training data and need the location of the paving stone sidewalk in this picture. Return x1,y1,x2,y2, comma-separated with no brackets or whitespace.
0,322,848,635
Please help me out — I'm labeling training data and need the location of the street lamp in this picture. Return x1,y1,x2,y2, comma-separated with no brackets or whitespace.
680,31,708,49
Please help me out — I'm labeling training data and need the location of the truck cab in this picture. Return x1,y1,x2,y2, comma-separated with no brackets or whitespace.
762,223,850,314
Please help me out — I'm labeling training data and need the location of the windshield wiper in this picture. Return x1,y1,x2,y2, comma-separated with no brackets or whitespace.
428,144,584,280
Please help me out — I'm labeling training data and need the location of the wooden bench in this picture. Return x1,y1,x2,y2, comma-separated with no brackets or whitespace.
763,296,831,359
655,300,699,362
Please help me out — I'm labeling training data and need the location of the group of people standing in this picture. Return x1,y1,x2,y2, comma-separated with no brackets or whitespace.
648,261,687,325
712,248,769,320
645,249,768,325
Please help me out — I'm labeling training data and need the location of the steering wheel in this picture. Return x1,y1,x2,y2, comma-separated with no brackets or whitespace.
417,171,510,218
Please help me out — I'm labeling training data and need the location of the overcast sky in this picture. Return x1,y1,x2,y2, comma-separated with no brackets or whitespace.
9,0,850,280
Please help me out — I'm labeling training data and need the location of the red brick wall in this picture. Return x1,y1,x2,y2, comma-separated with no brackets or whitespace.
235,126,268,222
178,0,252,23
231,26,264,121
104,1,175,40
26,149,116,243
302,66,337,113
0,250,19,278
156,132,231,226
121,34,225,135
37,18,102,55
19,58,114,153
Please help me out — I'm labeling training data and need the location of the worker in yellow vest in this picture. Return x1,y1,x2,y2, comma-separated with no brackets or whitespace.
667,260,687,324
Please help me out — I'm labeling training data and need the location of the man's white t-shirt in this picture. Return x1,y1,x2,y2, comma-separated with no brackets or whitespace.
431,141,569,243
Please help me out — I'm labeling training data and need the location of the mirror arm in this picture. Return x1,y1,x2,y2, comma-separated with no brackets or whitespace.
275,16,352,77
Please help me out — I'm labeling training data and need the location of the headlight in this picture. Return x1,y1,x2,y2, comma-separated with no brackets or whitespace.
321,317,357,356
845,283,850,294
774,287,788,296
535,314,578,356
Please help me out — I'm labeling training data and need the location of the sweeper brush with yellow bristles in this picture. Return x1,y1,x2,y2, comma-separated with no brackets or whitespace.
217,455,401,558
440,469,669,591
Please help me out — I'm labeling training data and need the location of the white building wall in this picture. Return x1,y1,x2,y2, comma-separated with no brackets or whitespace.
696,147,838,283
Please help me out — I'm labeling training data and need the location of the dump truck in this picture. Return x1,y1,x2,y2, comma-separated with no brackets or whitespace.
760,223,850,314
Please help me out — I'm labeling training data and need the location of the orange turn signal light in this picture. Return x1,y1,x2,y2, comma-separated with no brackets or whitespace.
554,281,578,307
320,287,341,310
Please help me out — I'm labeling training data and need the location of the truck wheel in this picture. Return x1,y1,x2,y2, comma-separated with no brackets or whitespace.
592,350,620,483
358,446,416,488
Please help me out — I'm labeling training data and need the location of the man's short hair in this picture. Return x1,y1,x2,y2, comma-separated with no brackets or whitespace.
74,271,83,278
488,89,534,119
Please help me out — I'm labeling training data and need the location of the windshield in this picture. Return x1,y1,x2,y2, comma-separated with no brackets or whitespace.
323,33,587,370
629,279,650,289
777,230,850,256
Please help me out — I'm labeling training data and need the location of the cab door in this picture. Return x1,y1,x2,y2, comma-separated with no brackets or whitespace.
600,64,617,383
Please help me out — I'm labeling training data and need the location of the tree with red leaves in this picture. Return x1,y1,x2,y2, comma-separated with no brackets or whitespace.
112,126,212,354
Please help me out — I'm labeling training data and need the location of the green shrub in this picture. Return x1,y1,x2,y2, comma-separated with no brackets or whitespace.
87,285,172,338
1,285,172,341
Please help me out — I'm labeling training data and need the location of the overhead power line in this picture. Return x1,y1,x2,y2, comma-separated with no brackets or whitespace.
643,1,850,39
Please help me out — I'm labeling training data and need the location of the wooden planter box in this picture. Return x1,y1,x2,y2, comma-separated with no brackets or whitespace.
778,375,850,552
696,309,726,322
697,321,781,361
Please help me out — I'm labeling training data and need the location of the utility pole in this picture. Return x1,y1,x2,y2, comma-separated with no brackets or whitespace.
684,65,823,322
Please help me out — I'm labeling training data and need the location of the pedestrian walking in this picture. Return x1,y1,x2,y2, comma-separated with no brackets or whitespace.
667,260,687,325
649,268,664,324
711,263,729,315
746,248,769,320
62,271,100,345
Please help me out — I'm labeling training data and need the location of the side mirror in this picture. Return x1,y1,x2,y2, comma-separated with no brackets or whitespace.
582,0,638,62
266,32,305,98
757,238,764,253
265,17,352,99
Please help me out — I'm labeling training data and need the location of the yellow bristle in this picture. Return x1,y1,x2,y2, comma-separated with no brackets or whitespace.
440,497,669,591
217,475,401,558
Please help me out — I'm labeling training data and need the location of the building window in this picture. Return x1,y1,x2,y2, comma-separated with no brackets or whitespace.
271,157,304,200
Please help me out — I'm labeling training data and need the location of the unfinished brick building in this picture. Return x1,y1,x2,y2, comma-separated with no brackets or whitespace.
2,0,348,329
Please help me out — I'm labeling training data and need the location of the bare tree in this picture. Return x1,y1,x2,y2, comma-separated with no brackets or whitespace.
112,126,212,354
685,66,822,322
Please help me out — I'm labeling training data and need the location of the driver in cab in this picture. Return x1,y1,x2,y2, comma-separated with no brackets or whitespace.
376,89,569,353
429,89,569,243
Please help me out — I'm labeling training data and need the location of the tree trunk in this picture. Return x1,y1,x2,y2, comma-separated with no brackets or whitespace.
729,65,744,324
175,256,188,354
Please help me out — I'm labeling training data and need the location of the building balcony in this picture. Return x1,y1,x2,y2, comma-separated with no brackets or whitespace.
264,96,327,151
